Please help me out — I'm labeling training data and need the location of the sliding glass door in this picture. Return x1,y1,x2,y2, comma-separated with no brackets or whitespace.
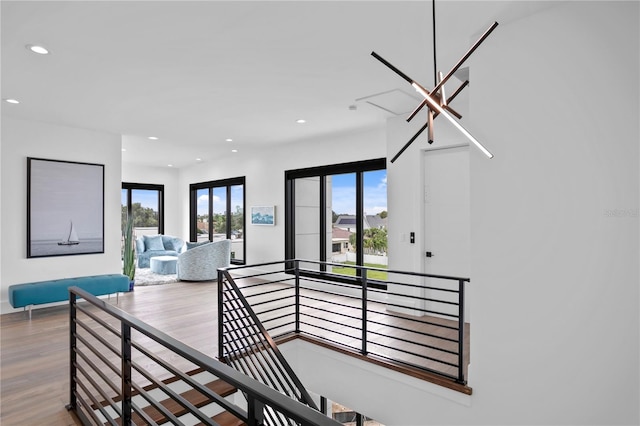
285,159,387,281
190,177,245,264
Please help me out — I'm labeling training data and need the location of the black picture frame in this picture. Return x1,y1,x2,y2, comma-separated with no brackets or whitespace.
27,157,105,258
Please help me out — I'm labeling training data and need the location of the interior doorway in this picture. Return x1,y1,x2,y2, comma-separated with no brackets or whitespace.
422,145,471,319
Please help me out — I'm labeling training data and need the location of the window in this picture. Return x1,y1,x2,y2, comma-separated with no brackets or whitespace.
121,183,164,238
285,159,387,282
190,177,245,264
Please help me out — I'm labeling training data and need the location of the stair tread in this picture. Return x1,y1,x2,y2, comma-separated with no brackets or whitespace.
110,379,237,425
209,410,246,426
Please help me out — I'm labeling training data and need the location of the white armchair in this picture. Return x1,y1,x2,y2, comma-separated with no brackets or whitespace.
176,239,231,281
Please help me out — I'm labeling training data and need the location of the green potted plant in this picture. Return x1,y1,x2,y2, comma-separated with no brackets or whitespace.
123,215,136,291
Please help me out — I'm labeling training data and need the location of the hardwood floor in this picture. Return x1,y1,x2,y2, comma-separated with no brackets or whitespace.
0,281,218,426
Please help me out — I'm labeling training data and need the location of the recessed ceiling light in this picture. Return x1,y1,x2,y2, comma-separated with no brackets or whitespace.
168,164,173,167
26,44,50,55
196,158,202,162
4,98,20,104
231,149,238,153
121,148,126,152
225,138,233,142
295,119,306,124
148,136,159,140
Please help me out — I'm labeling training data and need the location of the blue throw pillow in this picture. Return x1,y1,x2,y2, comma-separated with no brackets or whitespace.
171,237,185,252
135,238,145,254
161,235,174,251
163,236,184,252
144,235,165,251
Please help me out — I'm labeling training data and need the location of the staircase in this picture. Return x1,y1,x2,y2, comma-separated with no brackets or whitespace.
219,269,319,414
91,369,243,425
68,286,341,426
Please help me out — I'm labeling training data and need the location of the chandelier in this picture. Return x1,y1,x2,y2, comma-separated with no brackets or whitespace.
372,1,498,162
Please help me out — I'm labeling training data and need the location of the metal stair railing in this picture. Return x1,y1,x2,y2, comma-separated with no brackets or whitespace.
220,259,470,389
218,268,319,426
67,286,341,426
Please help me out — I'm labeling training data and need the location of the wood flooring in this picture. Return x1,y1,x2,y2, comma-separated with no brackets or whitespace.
1,281,218,426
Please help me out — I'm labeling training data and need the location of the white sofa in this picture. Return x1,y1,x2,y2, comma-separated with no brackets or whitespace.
176,239,231,281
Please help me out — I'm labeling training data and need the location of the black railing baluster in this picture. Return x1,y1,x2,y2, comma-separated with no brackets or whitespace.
121,322,132,425
67,292,77,413
457,279,466,384
295,259,301,334
321,396,328,415
248,395,265,426
361,269,368,355
219,269,225,361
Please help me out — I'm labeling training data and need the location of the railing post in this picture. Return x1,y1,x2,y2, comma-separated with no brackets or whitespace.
294,259,300,334
218,269,225,361
67,291,77,412
121,322,133,424
247,395,265,426
457,279,466,384
361,268,368,356
320,396,328,415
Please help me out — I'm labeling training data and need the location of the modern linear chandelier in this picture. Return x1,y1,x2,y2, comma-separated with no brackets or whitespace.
372,1,498,162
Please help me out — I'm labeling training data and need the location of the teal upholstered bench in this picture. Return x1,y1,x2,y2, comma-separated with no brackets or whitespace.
8,274,130,319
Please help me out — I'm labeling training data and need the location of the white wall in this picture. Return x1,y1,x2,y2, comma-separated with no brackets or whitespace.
281,339,472,426
468,2,638,424
379,1,638,425
0,117,123,313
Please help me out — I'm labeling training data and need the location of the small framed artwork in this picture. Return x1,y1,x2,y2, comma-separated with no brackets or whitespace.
250,206,275,226
27,157,105,258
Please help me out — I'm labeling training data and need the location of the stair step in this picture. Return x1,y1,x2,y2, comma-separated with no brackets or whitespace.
106,379,238,425
209,410,246,426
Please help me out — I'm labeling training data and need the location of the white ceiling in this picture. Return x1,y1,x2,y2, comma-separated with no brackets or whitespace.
1,1,552,168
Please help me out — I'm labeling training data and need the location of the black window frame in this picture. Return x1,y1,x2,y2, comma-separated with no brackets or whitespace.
121,182,165,235
285,158,386,288
189,176,246,265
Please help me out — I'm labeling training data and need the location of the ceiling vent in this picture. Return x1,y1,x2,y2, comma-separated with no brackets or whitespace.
355,88,421,115
358,68,469,116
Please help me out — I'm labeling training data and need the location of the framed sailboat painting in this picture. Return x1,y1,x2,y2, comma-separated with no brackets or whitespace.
27,157,105,258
